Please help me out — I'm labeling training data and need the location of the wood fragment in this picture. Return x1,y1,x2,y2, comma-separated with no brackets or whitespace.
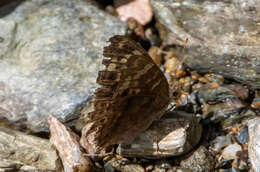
49,115,93,172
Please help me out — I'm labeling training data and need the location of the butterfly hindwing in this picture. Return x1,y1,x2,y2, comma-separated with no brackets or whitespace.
80,35,170,155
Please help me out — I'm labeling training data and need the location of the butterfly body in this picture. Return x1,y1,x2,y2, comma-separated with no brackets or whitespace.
80,35,169,155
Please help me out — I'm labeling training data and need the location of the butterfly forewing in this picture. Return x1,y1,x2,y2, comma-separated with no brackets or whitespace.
80,35,170,155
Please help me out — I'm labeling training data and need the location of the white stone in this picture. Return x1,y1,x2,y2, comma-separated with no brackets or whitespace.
222,144,242,160
248,117,260,172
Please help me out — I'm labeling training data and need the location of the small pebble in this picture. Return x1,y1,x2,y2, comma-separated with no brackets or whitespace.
211,135,232,153
155,160,172,169
236,126,248,144
227,84,248,100
251,91,260,110
148,46,162,67
145,164,154,171
190,71,201,81
222,144,242,160
152,167,166,172
164,56,181,76
180,146,215,172
232,158,248,171
204,73,224,84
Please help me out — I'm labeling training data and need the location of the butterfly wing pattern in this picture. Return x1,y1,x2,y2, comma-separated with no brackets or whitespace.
80,35,170,155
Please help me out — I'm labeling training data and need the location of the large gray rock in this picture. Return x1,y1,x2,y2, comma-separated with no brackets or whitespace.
0,0,127,132
0,126,59,171
151,0,260,89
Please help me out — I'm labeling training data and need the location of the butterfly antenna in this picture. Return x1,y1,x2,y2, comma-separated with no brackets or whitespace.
178,38,189,69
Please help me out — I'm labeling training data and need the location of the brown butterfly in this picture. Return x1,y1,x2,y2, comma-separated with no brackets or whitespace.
80,35,170,156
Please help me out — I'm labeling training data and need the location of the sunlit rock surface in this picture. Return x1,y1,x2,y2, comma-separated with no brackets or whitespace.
151,0,260,89
0,126,59,171
0,0,127,132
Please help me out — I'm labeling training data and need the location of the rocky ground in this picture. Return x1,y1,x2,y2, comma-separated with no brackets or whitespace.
0,0,260,171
